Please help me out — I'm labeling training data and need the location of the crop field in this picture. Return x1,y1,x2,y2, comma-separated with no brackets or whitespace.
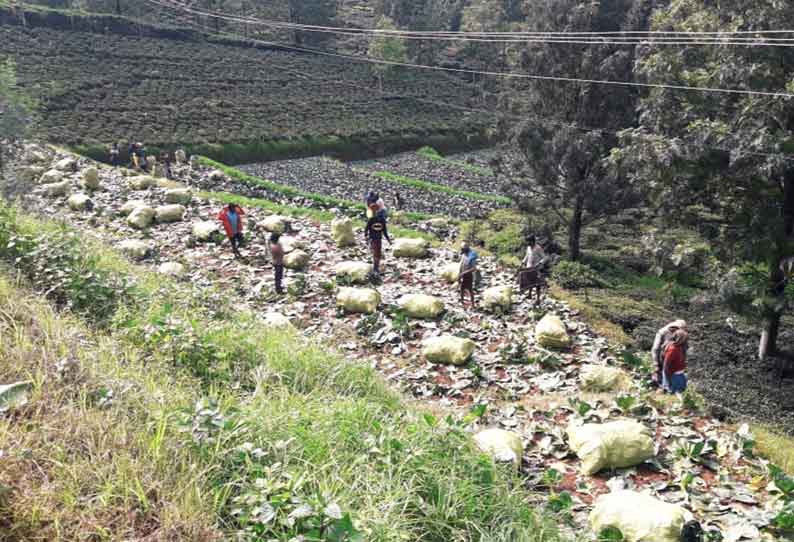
0,20,489,160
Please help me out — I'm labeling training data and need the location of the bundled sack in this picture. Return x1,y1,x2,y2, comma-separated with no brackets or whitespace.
590,491,687,542
567,419,655,475
535,313,570,349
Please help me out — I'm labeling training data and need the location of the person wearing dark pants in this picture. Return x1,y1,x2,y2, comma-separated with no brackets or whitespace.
270,232,285,295
458,242,478,307
365,205,391,274
217,203,245,259
109,143,120,167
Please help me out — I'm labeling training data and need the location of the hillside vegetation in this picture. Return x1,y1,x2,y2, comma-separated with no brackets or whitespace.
0,7,489,162
0,202,565,541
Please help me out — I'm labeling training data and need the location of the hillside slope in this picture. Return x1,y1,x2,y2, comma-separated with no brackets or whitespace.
0,6,489,162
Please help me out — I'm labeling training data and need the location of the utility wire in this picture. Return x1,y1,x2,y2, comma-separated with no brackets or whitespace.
156,4,794,164
146,0,794,99
156,0,794,46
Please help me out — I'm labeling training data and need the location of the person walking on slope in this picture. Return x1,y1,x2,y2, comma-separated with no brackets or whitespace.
519,235,547,302
651,319,687,387
365,204,391,275
270,232,285,295
459,242,478,307
217,203,245,259
662,329,689,393
365,191,386,219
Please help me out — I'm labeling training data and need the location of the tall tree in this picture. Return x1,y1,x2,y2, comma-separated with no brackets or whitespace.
618,0,794,359
496,0,650,261
0,58,35,169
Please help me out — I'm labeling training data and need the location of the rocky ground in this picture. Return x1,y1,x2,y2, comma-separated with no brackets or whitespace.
6,144,794,542
238,156,503,217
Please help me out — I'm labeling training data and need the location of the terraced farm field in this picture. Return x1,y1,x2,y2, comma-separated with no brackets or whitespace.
0,13,489,161
238,149,511,218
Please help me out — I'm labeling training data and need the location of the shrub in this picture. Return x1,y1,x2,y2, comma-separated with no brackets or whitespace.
551,261,603,290
0,206,131,326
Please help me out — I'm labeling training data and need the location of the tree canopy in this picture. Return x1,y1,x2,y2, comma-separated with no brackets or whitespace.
495,0,650,261
613,0,794,358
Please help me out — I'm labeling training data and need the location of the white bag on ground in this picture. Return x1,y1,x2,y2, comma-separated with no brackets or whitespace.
392,238,429,258
331,218,355,247
590,490,687,542
483,285,513,313
535,313,571,349
473,428,524,464
422,335,475,365
398,294,445,319
579,365,633,392
337,287,380,314
567,419,655,475
334,261,372,284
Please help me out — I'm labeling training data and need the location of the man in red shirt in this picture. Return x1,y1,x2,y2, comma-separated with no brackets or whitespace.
662,329,689,393
217,203,245,259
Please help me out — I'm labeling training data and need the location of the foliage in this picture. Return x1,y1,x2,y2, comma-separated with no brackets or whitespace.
769,465,794,531
615,0,794,357
497,0,647,260
0,207,130,326
598,527,625,541
0,205,569,542
459,209,528,263
198,157,437,224
551,261,604,290
499,336,529,364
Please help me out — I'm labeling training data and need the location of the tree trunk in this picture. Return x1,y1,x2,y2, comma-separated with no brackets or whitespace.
568,196,584,261
761,171,794,359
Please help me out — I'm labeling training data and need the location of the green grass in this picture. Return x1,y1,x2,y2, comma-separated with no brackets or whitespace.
374,170,512,205
0,200,566,541
73,134,493,168
417,146,495,177
197,157,437,223
201,191,437,242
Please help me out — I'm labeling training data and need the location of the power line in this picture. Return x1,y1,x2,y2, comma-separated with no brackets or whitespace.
155,0,794,47
155,5,794,164
145,0,794,99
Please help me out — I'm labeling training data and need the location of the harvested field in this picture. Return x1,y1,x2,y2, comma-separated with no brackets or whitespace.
239,155,508,217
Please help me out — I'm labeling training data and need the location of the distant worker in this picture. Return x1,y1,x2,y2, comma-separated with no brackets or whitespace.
109,142,120,167
160,151,173,180
651,320,688,387
270,232,285,295
458,242,478,307
395,192,404,211
662,329,689,393
217,203,245,259
522,235,547,270
365,204,391,275
137,143,149,172
128,141,139,169
519,235,548,302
